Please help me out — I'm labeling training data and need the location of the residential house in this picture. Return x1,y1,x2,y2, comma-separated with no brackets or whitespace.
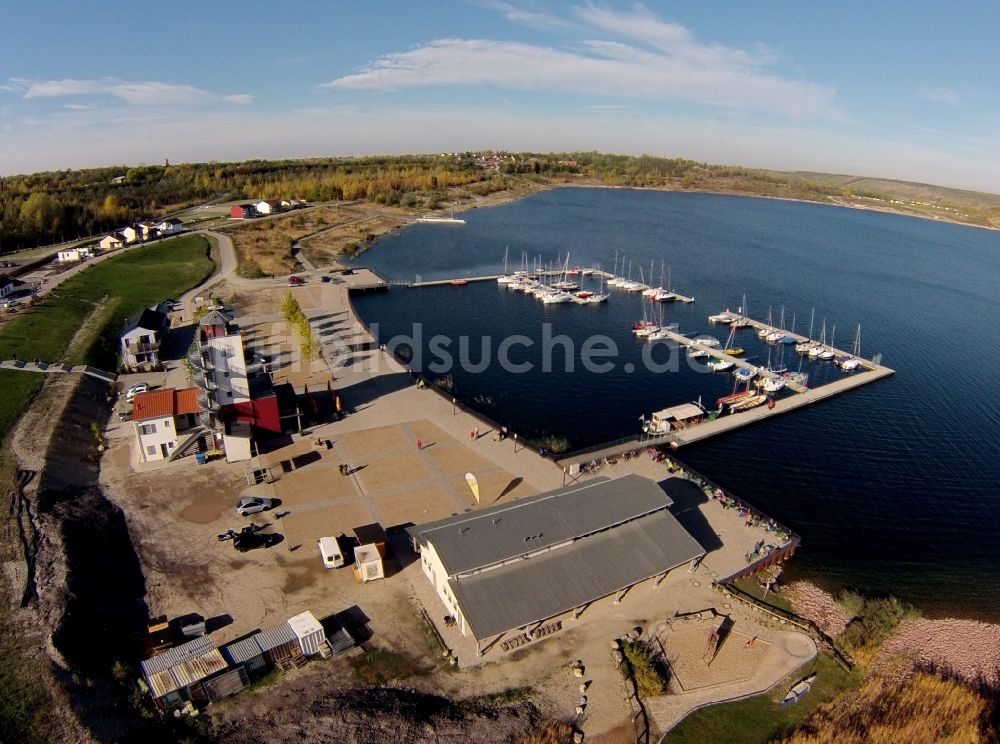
57,247,93,263
132,387,205,463
0,276,15,299
157,218,183,235
254,199,283,215
120,225,140,244
137,221,159,241
230,204,257,219
120,307,168,371
99,232,126,251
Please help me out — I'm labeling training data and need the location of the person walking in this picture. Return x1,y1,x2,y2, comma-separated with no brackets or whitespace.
473,426,479,441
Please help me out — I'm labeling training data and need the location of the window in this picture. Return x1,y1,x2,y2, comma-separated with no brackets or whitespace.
146,446,156,456
140,423,157,435
164,419,171,428
168,442,175,449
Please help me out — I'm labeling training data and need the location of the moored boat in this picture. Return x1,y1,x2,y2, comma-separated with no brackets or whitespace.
728,393,768,412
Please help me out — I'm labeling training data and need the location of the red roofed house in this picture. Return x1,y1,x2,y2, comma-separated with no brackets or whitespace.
132,387,208,463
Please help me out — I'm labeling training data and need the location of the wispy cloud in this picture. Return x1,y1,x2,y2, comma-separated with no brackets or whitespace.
919,86,960,106
7,77,252,106
479,1,576,31
322,5,836,118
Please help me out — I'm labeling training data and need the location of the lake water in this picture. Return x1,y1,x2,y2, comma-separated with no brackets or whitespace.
350,188,1000,619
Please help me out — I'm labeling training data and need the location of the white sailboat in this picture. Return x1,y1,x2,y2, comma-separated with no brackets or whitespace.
839,325,862,370
496,246,514,284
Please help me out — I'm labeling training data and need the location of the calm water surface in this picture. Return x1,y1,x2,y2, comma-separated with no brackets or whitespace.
350,188,1000,619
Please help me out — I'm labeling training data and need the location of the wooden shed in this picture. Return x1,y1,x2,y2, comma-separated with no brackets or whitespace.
257,622,303,670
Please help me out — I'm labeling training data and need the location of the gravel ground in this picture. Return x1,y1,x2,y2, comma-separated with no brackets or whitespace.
784,581,854,638
877,618,1000,691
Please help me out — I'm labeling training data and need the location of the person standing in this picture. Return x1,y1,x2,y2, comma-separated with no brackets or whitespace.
416,438,423,451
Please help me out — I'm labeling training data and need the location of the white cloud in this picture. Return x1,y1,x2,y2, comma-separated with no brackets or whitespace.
8,77,252,106
479,1,576,31
919,86,960,106
322,6,835,118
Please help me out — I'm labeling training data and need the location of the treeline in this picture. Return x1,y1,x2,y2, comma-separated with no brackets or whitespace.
4,151,997,252
0,154,495,252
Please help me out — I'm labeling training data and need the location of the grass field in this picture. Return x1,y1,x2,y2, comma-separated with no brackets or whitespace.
0,235,215,371
663,652,859,744
0,235,215,742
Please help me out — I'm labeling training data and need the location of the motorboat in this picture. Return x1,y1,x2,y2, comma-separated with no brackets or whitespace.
734,366,758,382
707,356,735,372
757,376,786,393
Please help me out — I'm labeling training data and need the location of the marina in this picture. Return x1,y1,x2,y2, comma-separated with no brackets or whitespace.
348,186,1000,619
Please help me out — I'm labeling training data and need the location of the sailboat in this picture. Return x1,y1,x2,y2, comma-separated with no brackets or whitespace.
707,355,735,372
758,307,773,339
839,325,862,370
722,325,745,356
818,324,836,360
808,319,827,358
797,308,818,353
496,246,514,284
782,313,798,345
734,365,758,382
766,307,787,343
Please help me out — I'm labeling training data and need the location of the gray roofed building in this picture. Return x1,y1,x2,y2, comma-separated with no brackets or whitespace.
408,474,678,576
221,633,266,665
407,475,706,648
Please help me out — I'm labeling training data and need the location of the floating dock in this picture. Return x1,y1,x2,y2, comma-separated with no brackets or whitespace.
655,311,895,447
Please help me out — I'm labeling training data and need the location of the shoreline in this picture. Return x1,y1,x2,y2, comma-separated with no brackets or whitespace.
448,177,1000,235
786,579,1000,691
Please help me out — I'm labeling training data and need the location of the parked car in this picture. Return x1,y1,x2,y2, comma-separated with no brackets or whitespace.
2,299,20,309
320,275,332,283
233,531,282,552
125,382,150,402
236,496,275,516
288,275,304,286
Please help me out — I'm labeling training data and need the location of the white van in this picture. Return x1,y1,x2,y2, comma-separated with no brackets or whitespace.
317,536,345,568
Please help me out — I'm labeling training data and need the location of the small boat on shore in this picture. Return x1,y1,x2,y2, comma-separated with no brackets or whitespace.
781,674,816,706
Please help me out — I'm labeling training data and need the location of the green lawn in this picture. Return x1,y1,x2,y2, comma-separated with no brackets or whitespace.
0,235,214,371
663,652,860,744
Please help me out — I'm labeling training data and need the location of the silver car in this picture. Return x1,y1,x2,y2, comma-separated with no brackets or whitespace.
235,496,274,517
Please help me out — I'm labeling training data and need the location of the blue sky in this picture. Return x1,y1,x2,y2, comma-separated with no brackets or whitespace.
2,1,998,192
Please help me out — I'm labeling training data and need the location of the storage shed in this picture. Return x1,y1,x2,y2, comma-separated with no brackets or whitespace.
257,621,302,668
287,610,328,657
220,632,268,678
139,635,228,710
353,523,388,583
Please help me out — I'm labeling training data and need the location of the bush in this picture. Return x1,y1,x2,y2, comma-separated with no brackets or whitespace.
622,640,667,697
839,590,865,617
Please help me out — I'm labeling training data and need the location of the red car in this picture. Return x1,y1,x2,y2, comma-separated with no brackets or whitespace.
288,275,304,286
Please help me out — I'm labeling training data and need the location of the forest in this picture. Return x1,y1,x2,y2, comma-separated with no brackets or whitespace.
4,151,998,252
